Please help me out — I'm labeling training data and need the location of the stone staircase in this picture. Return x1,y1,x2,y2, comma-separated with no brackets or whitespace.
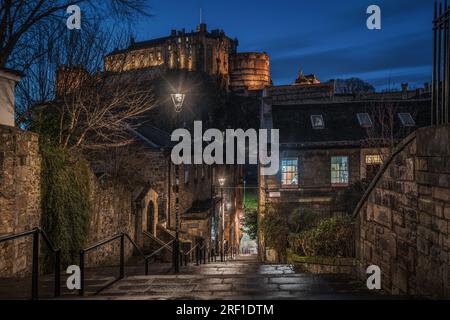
83,255,385,300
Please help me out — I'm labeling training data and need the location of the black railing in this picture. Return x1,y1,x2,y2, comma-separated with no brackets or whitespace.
432,0,450,125
79,232,147,296
0,227,61,300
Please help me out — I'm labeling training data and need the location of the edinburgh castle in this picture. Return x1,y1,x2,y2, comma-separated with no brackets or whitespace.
104,23,271,92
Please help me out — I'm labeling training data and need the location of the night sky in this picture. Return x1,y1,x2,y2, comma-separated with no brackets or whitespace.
133,0,434,91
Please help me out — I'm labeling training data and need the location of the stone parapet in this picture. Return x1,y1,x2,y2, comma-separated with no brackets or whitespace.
355,125,450,298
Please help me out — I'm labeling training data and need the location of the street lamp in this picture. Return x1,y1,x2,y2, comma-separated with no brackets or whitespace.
171,92,185,273
218,177,226,262
171,93,185,113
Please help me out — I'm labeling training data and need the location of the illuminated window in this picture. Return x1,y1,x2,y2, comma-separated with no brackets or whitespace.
365,155,383,164
331,156,349,186
281,159,298,186
398,113,416,126
357,113,373,128
311,115,325,129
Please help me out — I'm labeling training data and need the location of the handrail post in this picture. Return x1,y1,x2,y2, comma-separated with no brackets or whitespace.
203,248,206,264
120,233,125,279
79,251,85,296
54,249,61,297
145,258,149,275
195,246,199,266
31,230,39,300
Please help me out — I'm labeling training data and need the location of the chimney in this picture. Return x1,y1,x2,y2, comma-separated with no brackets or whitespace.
0,68,22,127
171,29,177,36
401,83,409,99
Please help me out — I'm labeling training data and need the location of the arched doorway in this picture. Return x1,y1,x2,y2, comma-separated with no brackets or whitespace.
147,201,155,234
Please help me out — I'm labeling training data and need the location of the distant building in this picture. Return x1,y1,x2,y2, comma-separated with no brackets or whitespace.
105,24,272,91
257,77,432,262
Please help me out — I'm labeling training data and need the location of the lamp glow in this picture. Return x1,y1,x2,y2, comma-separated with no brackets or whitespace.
171,93,185,113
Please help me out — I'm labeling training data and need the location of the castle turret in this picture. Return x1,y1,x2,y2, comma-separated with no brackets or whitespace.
229,52,271,92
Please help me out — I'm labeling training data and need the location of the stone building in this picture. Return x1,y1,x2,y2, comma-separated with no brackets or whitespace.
257,76,432,261
105,24,272,91
129,123,244,258
105,24,238,85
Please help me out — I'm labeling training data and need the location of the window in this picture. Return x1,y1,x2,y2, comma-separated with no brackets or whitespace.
331,156,349,186
357,113,373,128
311,115,325,129
184,164,189,184
398,113,416,126
281,159,298,187
365,155,382,181
365,155,383,165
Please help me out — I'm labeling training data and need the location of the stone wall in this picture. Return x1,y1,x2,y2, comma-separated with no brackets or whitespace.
355,125,450,298
230,52,271,91
0,126,41,277
85,171,135,267
0,124,139,273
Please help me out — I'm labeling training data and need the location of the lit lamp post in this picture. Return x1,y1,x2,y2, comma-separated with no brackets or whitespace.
218,177,226,262
171,92,185,273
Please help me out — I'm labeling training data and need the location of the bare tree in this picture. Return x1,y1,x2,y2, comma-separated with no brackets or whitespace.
0,0,149,67
56,68,157,151
362,101,416,160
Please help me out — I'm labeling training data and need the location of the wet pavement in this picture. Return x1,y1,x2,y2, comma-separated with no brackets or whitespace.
93,255,385,300
0,254,388,300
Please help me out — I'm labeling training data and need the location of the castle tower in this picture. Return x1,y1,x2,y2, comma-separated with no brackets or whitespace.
229,52,271,91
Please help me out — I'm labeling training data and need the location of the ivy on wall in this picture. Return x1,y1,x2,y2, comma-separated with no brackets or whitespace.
40,143,91,267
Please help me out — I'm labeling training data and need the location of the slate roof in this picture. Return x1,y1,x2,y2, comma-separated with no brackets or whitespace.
132,124,174,149
271,99,431,147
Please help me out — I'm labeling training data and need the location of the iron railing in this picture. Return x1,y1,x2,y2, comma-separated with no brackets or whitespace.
432,0,450,125
79,232,147,296
0,227,61,300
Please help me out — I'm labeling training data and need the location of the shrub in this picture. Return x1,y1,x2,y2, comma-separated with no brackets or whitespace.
294,216,355,258
262,204,317,262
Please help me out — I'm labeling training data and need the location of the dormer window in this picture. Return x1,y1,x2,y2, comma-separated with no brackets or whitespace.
311,115,325,129
357,113,373,128
398,113,416,126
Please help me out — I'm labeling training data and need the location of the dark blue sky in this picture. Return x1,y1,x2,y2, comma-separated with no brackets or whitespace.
134,0,433,90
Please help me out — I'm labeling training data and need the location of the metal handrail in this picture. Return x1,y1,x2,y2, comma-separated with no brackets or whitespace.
147,239,174,259
79,231,149,296
142,230,173,253
184,243,199,256
352,131,417,218
0,227,61,300
0,229,36,242
83,234,123,253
